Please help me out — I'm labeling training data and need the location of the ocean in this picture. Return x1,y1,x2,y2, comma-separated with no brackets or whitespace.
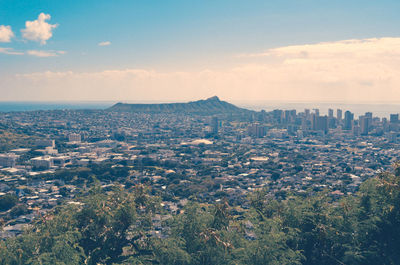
0,102,114,112
0,101,399,119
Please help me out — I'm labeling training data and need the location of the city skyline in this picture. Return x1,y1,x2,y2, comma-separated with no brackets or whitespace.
1,0,400,102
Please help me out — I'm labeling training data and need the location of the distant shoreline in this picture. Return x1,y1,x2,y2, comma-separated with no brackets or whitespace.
0,102,114,112
0,100,399,118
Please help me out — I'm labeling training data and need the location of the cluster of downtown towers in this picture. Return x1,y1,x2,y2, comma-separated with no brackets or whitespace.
267,108,400,137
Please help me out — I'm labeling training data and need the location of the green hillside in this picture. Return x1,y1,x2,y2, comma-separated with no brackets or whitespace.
108,96,251,115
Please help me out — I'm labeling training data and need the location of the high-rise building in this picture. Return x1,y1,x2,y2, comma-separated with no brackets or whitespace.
311,114,328,133
248,123,266,138
287,124,297,135
337,109,343,120
359,115,371,135
282,110,296,123
311,113,317,130
304,109,310,117
328,108,335,128
353,125,360,136
284,110,291,123
68,133,81,142
344,111,354,130
289,110,296,122
315,116,328,133
211,117,219,135
301,117,309,131
328,109,334,119
273,109,283,123
390,114,399,123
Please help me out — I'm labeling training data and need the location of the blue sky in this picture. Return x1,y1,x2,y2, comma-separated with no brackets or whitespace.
1,0,400,101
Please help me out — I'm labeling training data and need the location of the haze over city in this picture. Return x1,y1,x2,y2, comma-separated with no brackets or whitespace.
1,0,400,102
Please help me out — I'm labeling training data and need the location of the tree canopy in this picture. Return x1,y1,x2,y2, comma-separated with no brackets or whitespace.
2,166,400,265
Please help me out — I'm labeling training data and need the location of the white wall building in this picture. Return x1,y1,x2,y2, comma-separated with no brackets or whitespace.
0,153,19,168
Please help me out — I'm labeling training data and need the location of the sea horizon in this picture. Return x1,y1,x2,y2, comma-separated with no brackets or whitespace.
0,99,399,118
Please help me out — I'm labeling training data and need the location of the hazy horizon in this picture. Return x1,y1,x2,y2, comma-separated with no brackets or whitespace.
1,98,400,104
0,98,399,118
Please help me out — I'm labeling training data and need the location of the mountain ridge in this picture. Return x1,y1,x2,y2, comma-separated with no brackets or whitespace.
107,96,252,114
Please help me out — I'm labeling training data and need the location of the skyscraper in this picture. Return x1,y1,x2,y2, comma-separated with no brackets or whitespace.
284,110,291,123
248,123,266,138
328,109,334,119
304,109,311,122
359,115,371,135
337,109,343,120
344,111,354,130
315,116,328,133
390,114,399,124
211,116,219,135
273,109,283,123
311,114,328,133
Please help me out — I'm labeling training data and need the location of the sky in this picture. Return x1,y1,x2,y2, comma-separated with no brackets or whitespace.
1,0,400,102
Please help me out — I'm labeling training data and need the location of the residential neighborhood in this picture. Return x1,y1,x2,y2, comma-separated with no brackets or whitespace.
1,103,399,237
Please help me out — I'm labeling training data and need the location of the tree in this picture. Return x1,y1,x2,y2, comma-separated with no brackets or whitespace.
0,193,18,211
0,185,159,265
3,164,400,265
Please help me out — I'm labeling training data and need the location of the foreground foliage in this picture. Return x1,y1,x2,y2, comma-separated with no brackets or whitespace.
1,166,400,265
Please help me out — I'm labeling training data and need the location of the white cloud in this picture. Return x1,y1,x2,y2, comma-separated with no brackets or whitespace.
98,41,111,46
0,47,23,55
0,47,65,57
3,37,400,102
21,13,57,44
0,25,14,42
241,38,400,61
27,50,65,57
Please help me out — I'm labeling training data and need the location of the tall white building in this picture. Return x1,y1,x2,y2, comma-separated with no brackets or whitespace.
68,133,81,142
31,156,53,170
